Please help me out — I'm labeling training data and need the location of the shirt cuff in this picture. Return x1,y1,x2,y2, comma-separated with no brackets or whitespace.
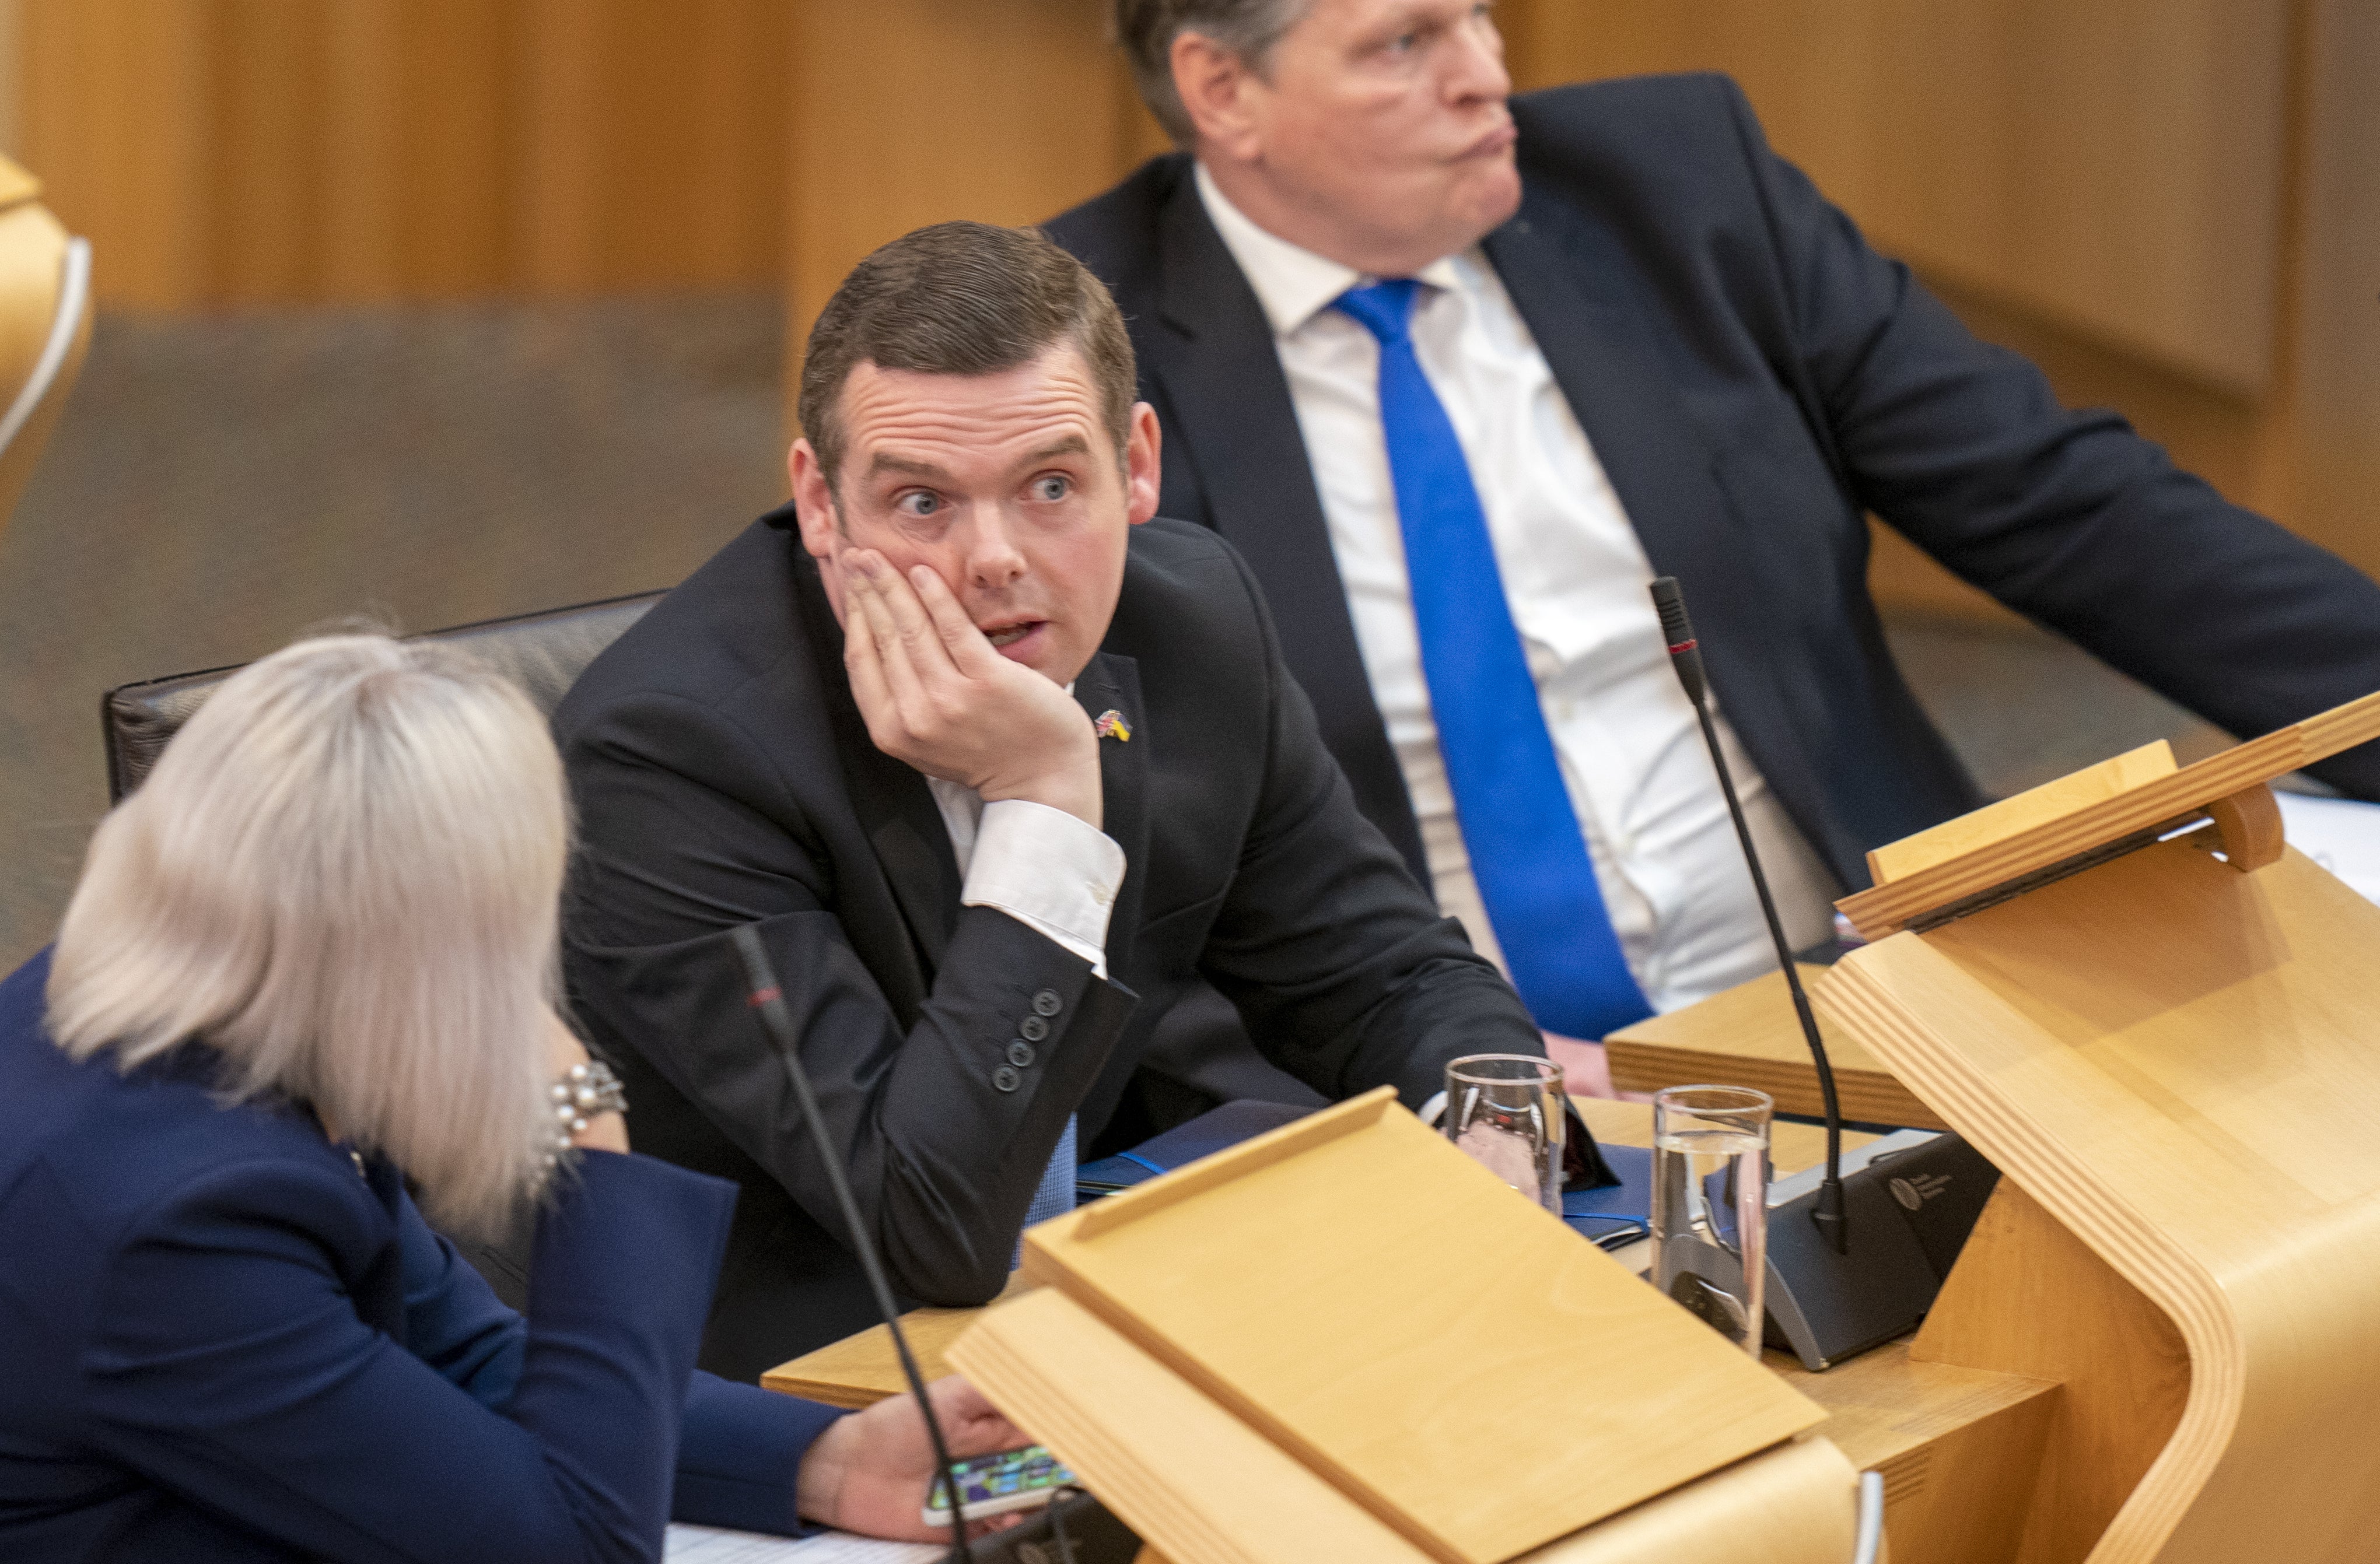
961,799,1125,979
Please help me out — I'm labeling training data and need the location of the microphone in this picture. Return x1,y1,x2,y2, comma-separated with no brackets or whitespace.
1648,577,1849,1255
731,925,970,1563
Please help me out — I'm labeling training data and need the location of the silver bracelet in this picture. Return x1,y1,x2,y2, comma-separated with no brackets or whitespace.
547,1057,628,1167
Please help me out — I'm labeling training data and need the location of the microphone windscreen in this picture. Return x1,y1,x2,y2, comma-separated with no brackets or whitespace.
1648,576,1696,650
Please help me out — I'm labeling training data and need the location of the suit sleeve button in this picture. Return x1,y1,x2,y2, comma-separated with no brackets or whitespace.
1032,990,1062,1017
992,1065,1023,1093
1019,1015,1050,1042
1007,1039,1037,1067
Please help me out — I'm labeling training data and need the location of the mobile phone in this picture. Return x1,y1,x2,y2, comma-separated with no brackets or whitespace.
922,1444,1076,1526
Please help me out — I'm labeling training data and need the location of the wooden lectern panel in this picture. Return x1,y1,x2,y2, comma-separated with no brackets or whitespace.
1867,740,2177,887
1821,839,2380,1561
1836,689,2380,937
1019,1090,1824,1564
954,1288,1861,1564
1510,1437,1859,1564
951,1286,1434,1563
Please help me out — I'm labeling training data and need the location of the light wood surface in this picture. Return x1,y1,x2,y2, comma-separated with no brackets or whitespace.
771,1093,2041,1562
1773,1339,2052,1564
764,1096,1873,1409
1910,1181,2187,1564
951,1285,1436,1564
956,1286,1865,1564
1602,966,1945,1130
1870,742,2176,886
2201,784,2284,873
1018,1093,1822,1564
1069,1086,1398,1239
760,1270,1035,1410
1511,1437,1859,1564
1820,837,2380,1561
1835,690,2380,938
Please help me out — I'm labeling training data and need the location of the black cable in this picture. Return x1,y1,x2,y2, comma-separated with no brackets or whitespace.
730,925,972,1562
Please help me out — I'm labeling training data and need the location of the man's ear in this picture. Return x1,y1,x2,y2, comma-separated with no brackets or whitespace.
1124,402,1163,526
788,439,842,561
1171,31,1264,161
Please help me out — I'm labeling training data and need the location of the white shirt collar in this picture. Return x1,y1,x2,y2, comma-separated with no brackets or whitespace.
1194,162,1466,338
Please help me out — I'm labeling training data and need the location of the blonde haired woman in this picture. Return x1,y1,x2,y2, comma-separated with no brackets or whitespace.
0,634,1020,1561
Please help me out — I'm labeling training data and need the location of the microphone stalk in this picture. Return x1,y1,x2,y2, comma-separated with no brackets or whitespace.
1647,577,1849,1255
732,925,972,1561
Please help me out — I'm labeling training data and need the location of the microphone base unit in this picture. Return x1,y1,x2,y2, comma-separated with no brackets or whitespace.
1664,1132,2001,1371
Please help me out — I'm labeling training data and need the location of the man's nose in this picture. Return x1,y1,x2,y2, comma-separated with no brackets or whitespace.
963,506,1028,589
1447,8,1511,102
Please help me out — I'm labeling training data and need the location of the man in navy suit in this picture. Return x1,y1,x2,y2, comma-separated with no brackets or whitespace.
558,221,1545,1379
1046,0,2380,1069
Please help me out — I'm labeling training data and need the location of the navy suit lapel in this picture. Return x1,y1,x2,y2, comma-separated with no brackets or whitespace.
1483,207,1845,878
1143,177,1432,889
790,556,960,990
1073,650,1149,969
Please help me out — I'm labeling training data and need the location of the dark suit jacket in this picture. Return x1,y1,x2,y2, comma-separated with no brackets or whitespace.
0,949,841,1564
555,511,1539,1380
1045,72,2380,893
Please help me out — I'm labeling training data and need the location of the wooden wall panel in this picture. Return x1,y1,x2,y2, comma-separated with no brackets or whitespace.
2284,0,2380,584
1500,0,2380,610
516,0,790,294
19,0,211,310
1501,0,2290,397
16,0,788,307
783,0,1167,428
8,1,2365,601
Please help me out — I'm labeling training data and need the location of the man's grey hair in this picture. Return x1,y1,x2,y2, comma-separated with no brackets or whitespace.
1114,0,1312,146
46,633,572,1244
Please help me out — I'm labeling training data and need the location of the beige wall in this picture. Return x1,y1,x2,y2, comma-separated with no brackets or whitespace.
10,1,2372,608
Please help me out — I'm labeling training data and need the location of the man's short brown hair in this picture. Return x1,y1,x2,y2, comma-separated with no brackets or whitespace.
1114,0,1310,146
798,221,1138,497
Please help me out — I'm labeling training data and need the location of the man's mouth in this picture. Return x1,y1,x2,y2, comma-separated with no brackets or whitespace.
1458,120,1518,160
985,621,1041,650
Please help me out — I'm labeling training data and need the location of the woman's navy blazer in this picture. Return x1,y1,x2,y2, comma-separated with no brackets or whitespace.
0,949,841,1562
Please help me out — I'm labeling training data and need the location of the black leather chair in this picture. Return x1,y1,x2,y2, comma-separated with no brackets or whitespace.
96,590,665,1306
101,590,663,802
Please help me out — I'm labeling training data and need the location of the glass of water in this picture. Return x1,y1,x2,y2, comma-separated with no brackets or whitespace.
1444,1055,1565,1214
1651,1084,1773,1356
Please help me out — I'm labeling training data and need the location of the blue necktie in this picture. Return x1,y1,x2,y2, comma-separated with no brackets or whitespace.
1016,1113,1076,1267
1335,279,1651,1039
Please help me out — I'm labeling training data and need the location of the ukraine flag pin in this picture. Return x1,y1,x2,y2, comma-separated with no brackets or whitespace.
1094,709,1132,742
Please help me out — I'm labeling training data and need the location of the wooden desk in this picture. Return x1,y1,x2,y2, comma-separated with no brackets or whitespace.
763,1099,2054,1563
1603,966,1948,1131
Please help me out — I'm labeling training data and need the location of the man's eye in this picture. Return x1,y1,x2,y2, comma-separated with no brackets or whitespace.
896,491,942,518
1031,475,1071,502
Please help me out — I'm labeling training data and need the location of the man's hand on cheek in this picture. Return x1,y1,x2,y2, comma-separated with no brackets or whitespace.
840,551,1103,829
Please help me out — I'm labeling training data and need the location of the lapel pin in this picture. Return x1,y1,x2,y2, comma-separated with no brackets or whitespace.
1094,709,1132,742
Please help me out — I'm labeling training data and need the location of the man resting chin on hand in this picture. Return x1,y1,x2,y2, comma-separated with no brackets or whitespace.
555,220,1546,1383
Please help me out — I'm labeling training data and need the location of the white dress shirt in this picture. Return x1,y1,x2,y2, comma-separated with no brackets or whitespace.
923,781,1124,978
1196,165,1839,1016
